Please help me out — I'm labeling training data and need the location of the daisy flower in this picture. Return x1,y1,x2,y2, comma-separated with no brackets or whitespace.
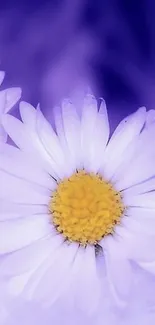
0,95,155,324
0,70,21,143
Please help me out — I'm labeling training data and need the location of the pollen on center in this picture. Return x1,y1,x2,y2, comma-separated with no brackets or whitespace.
49,170,124,245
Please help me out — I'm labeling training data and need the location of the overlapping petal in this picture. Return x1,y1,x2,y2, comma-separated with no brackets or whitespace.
0,93,155,325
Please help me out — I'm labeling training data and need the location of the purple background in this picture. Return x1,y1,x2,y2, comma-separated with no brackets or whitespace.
0,0,155,129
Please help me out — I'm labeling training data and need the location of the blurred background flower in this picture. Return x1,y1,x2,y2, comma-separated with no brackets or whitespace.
0,0,154,128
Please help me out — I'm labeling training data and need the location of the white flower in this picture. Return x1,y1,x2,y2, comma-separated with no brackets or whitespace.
0,95,155,324
0,71,21,143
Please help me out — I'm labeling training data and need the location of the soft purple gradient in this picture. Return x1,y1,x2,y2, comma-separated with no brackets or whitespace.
0,1,155,126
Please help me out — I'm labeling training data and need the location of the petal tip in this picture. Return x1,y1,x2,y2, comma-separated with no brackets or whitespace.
4,87,22,113
0,71,5,86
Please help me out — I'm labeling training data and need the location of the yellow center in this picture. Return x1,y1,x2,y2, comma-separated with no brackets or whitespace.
49,170,124,245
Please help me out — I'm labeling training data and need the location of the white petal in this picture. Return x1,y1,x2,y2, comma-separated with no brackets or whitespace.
0,170,50,205
88,100,110,173
103,235,132,307
20,102,59,178
126,206,155,223
0,71,5,86
69,245,101,315
36,108,68,178
0,144,56,190
8,271,35,297
0,214,51,254
2,114,59,179
145,109,155,127
20,101,37,130
0,234,59,277
137,261,155,275
61,99,82,170
124,192,155,209
23,236,64,299
102,107,146,180
121,214,155,236
2,113,37,151
4,88,21,113
0,87,21,117
113,126,155,190
54,106,74,175
81,94,98,171
20,102,60,179
125,234,155,263
0,126,7,143
27,242,78,307
115,211,155,264
115,153,155,191
0,200,47,220
123,177,155,196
